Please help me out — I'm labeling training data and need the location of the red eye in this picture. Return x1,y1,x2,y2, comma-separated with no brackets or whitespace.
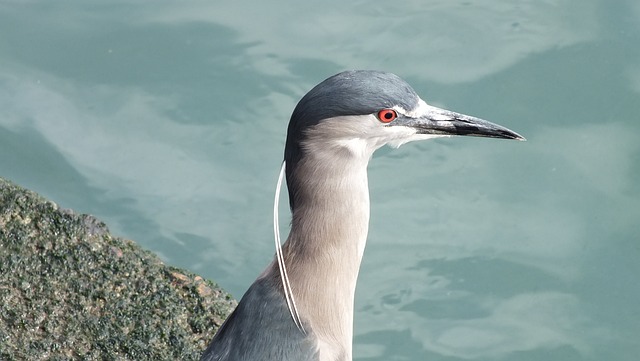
377,109,397,123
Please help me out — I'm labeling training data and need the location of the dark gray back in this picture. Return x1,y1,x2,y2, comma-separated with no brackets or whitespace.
200,275,318,361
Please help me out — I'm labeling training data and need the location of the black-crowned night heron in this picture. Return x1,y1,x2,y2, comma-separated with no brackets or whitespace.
201,70,524,361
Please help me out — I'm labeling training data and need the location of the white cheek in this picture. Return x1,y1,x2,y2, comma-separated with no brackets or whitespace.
384,125,416,138
387,132,450,148
333,138,370,158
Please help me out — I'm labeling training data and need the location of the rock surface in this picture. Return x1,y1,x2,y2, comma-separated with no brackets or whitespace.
0,177,236,360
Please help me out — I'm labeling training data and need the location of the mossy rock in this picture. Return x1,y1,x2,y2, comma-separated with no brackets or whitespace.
0,177,235,360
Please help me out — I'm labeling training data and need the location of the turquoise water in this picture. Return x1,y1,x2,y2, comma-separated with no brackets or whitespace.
2,1,639,359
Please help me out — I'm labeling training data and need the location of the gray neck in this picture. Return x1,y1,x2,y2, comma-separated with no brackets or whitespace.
276,133,373,361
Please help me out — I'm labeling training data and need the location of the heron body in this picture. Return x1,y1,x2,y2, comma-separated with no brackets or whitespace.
201,70,524,361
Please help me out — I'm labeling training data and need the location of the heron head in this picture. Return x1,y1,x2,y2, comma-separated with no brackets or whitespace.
285,70,524,166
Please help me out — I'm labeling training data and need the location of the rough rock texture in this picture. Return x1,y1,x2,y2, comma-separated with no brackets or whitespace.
0,177,236,360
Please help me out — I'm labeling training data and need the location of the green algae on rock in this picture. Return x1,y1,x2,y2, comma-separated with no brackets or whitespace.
0,177,235,360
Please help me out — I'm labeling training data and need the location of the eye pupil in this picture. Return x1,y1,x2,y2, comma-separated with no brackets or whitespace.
377,109,397,123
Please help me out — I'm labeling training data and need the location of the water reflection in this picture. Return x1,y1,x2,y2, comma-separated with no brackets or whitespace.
1,1,639,360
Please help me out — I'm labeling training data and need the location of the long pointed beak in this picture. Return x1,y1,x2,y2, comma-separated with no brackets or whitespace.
393,103,525,141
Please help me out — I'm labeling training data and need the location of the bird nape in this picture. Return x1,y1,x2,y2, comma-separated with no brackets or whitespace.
200,70,524,361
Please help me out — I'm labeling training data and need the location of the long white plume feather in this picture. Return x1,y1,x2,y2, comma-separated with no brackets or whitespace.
273,161,306,335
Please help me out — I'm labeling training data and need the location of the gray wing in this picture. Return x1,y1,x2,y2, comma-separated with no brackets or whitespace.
200,275,318,361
